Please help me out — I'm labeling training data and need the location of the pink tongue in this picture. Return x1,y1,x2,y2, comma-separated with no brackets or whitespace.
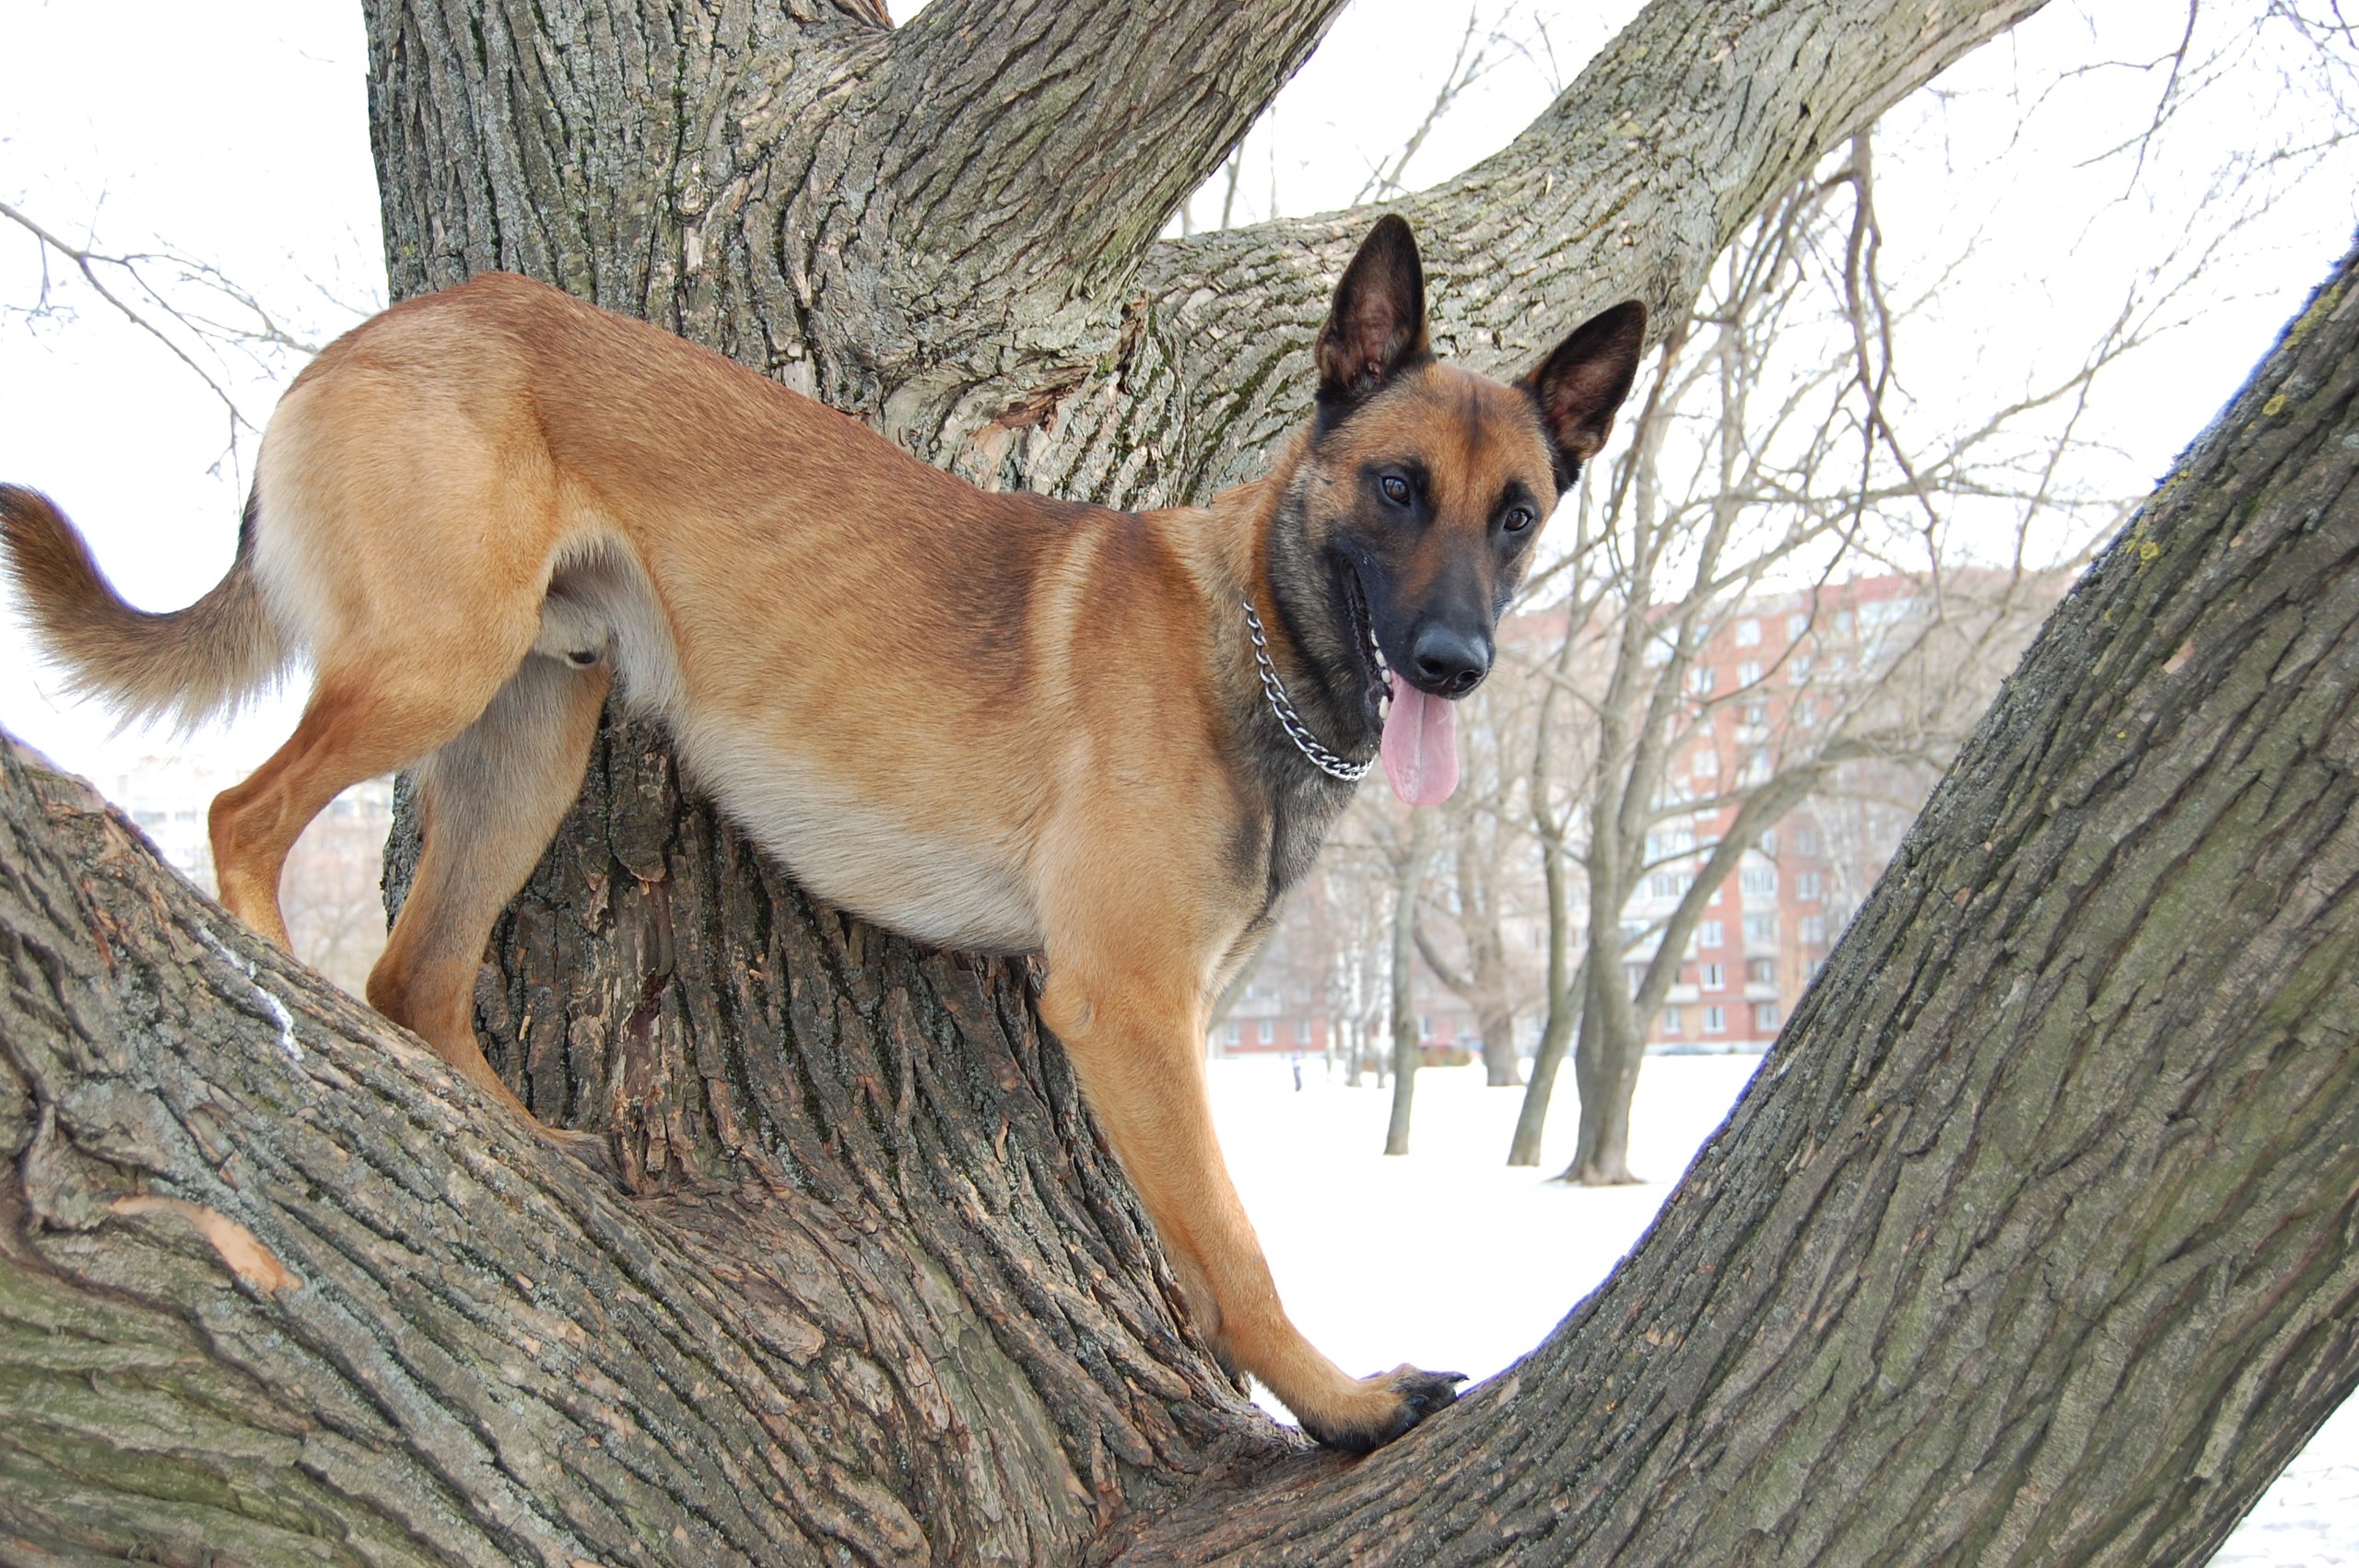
1380,683,1460,806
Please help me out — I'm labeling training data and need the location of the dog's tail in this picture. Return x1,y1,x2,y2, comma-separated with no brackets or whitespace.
1,483,289,732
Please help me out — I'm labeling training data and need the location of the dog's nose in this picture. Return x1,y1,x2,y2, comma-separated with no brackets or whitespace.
1411,623,1490,697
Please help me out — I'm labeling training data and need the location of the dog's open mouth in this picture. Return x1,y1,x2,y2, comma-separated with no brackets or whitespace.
1342,564,1461,807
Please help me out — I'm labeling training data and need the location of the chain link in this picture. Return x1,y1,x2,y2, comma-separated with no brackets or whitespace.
1241,599,1372,784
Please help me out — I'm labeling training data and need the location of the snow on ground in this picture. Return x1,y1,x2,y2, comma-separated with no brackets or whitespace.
1209,1054,2359,1561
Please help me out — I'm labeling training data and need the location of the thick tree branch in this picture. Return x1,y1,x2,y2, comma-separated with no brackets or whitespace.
0,735,1276,1563
1011,0,2051,507
868,0,1353,300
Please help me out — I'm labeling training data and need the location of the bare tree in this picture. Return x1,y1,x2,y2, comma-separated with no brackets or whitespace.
1497,133,2170,1183
0,199,370,473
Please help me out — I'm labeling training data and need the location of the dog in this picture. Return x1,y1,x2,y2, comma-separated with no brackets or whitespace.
1,216,1642,1452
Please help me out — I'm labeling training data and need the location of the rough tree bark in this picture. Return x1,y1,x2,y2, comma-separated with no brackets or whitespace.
42,0,2330,1560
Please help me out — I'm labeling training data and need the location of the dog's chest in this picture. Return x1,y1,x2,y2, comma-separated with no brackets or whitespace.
683,728,1042,954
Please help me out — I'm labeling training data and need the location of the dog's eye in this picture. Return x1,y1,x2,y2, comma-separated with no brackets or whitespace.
1380,474,1411,506
1503,507,1535,533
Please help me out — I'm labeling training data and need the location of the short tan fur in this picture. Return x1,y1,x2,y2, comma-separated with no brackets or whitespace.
1,216,1642,1453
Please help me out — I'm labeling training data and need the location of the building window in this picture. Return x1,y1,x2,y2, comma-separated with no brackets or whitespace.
1702,962,1724,989
1661,1007,1684,1036
1744,913,1777,945
1741,865,1778,895
1790,654,1813,680
1787,613,1809,640
1259,1019,1275,1045
1797,871,1822,900
1627,964,1649,999
1693,747,1719,777
1417,1015,1430,1039
1737,660,1763,686
1700,920,1724,948
1649,872,1688,900
1735,617,1762,646
1796,828,1822,856
1704,1005,1727,1034
1748,957,1777,985
1755,1001,1780,1032
1224,1022,1241,1047
1688,665,1716,696
1802,915,1827,943
1296,1016,1314,1044
1743,699,1769,727
1743,748,1771,785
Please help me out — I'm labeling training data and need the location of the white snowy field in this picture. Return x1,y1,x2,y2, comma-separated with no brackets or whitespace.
1209,1055,2359,1562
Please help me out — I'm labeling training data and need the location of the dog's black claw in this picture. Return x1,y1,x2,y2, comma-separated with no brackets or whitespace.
1306,1365,1469,1454
1395,1369,1468,1419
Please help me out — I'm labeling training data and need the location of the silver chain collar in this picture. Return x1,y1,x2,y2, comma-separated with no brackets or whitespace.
1240,599,1371,784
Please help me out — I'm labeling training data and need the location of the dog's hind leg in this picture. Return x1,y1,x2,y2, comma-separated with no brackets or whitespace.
208,673,499,951
367,652,612,1134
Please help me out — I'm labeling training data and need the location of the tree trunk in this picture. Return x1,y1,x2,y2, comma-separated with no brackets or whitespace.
1383,815,1431,1158
1474,1002,1520,1088
1509,603,1585,1165
6,0,2181,1560
1564,969,1641,1186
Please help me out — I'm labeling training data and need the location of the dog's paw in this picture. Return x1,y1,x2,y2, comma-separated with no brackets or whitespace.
1300,1363,1467,1454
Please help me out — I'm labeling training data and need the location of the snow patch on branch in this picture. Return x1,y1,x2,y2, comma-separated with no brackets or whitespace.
198,923,305,1067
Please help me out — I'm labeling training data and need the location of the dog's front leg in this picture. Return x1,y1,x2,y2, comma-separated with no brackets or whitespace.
1038,961,1461,1453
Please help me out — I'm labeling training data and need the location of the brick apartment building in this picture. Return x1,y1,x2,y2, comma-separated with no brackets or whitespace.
1625,575,1931,1053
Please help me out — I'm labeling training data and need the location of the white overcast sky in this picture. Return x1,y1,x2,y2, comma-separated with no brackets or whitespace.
3,0,2356,785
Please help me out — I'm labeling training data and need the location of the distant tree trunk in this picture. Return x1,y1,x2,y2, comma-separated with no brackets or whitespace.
1510,602,1586,1164
1384,813,1432,1157
1412,857,1522,1088
1474,1000,1520,1086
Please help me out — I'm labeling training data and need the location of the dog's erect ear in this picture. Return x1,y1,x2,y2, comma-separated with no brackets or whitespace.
1521,300,1648,491
1314,215,1431,420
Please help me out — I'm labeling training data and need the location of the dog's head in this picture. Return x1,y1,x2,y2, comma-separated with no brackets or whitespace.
1281,215,1646,804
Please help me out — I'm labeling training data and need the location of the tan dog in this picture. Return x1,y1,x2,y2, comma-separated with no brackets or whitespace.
1,216,1642,1451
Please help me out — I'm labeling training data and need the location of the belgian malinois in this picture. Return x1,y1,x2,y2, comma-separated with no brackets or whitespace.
2,216,1642,1451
